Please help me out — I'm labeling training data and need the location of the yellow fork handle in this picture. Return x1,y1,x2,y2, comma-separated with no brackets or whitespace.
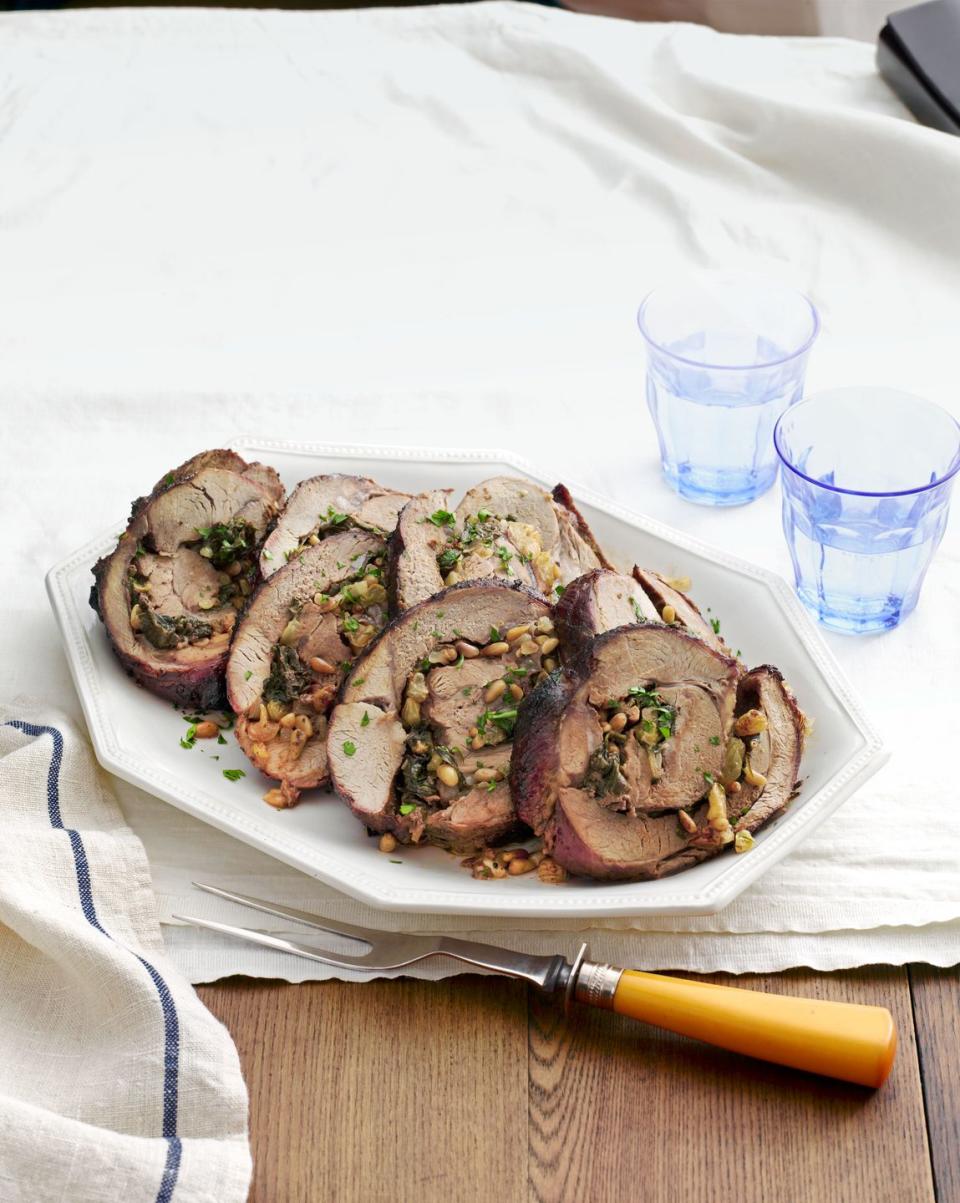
612,970,897,1088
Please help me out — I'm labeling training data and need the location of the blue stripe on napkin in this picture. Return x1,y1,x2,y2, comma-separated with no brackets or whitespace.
5,720,183,1202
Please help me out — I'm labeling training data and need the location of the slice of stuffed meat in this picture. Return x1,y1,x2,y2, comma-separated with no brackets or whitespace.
259,474,411,577
510,623,743,880
389,477,611,614
327,580,554,852
91,458,283,709
226,530,389,806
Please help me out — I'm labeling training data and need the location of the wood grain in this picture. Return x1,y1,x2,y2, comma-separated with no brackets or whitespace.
910,965,960,1203
200,967,947,1203
200,976,528,1203
527,968,933,1203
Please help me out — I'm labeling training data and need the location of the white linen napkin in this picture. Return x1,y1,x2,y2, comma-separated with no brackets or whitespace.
0,704,251,1203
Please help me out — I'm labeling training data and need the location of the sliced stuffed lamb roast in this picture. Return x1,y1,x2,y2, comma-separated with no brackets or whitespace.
327,579,554,852
389,477,612,614
227,530,390,806
259,474,411,578
91,451,283,709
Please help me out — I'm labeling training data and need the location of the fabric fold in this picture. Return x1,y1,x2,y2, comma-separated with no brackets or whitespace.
0,705,250,1203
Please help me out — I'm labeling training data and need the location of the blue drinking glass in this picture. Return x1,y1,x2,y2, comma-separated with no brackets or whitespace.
638,278,819,506
775,388,960,635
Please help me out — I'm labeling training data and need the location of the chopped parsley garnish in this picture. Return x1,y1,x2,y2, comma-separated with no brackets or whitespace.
244,670,253,680
630,597,647,623
503,667,528,684
462,686,472,696
361,711,370,728
477,707,518,737
489,625,501,642
554,584,565,597
217,733,227,745
343,740,357,757
222,769,246,782
343,615,360,632
496,545,513,574
353,676,365,686
438,548,461,569
180,725,197,750
702,771,716,786
325,506,348,526
398,802,416,815
389,859,402,864
262,549,274,561
486,781,498,792
453,654,464,669
164,472,174,485
710,617,721,634
428,509,456,527
709,735,721,746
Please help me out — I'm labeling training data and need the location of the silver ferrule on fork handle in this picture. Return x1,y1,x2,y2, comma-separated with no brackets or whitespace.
572,960,623,1011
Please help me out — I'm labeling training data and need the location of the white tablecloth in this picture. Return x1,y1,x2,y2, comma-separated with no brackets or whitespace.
2,3,959,979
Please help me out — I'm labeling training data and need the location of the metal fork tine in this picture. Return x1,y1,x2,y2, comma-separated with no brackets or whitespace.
192,881,390,948
171,913,380,970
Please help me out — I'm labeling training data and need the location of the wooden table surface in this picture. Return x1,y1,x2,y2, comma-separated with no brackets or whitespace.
199,964,959,1203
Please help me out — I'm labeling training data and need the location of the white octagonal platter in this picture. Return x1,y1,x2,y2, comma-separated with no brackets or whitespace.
46,441,887,918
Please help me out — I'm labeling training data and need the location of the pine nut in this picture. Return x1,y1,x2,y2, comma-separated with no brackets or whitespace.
263,788,287,809
474,768,498,783
280,711,297,729
518,639,539,656
743,760,767,788
482,641,509,657
455,640,479,659
294,714,313,738
542,657,557,672
508,856,536,875
436,764,459,788
661,604,677,625
505,624,531,643
129,604,143,632
471,736,485,751
535,616,554,634
194,721,219,739
734,709,768,737
310,656,336,675
626,705,641,723
227,561,243,577
509,683,524,701
484,679,507,703
678,809,697,834
308,534,320,546
266,700,286,722
379,832,397,853
609,712,627,733
539,636,559,656
444,572,462,585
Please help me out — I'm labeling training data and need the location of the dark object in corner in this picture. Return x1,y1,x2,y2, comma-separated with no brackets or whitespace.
878,0,960,134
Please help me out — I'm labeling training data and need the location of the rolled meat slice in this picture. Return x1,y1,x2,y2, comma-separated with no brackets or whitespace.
226,530,389,805
389,477,611,614
724,665,806,835
554,569,660,658
259,474,411,577
631,567,726,653
90,455,283,709
327,580,553,852
510,624,743,881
